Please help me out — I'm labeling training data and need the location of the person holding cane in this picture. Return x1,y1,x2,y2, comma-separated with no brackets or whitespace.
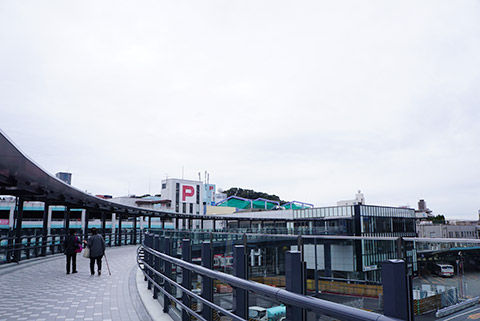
84,228,106,276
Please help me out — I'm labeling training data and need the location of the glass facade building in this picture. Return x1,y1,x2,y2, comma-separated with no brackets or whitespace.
293,205,417,282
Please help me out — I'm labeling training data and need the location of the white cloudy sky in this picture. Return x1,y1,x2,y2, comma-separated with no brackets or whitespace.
1,1,480,219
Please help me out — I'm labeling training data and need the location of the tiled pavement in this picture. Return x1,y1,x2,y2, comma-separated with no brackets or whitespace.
0,246,153,321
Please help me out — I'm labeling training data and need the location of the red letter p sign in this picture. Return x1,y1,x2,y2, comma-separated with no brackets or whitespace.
182,185,195,201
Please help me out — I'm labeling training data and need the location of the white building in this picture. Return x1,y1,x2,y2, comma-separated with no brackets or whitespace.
158,178,204,215
336,190,365,206
417,222,479,239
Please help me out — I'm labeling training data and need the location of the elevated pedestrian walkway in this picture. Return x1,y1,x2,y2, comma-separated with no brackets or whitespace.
0,246,171,321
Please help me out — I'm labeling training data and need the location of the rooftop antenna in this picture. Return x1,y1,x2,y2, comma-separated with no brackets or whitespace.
148,176,151,195
182,166,184,180
198,172,201,182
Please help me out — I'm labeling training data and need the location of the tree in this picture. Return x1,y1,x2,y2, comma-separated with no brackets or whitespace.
428,215,446,224
223,187,284,203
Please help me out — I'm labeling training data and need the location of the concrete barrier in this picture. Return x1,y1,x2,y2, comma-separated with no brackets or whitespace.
435,297,480,318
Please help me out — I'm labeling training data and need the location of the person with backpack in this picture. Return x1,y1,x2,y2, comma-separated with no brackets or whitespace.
64,229,81,274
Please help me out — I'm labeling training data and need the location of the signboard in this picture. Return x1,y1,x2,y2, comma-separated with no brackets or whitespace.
181,184,196,203
0,219,9,225
204,184,216,204
363,265,377,272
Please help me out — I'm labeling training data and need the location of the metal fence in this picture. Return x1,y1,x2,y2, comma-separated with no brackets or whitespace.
0,229,144,264
138,232,401,321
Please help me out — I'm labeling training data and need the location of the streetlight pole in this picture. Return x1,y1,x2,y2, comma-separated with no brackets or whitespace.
457,251,465,298
461,254,465,297
456,252,462,298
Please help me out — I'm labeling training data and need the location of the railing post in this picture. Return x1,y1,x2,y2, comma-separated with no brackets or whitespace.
153,235,160,299
201,241,214,321
51,235,55,255
163,237,171,314
233,245,248,319
382,259,414,321
143,233,149,282
146,234,153,290
34,235,39,257
26,236,31,259
285,251,305,321
182,239,192,321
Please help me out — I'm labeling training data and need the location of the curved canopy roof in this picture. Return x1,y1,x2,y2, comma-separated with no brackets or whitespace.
0,129,193,218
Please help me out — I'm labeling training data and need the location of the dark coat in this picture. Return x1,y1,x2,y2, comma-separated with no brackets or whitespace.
64,235,80,255
87,234,105,258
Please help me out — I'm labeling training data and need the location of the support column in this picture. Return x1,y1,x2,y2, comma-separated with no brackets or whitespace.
182,239,192,321
118,214,123,246
233,245,248,319
13,198,25,262
81,209,86,236
101,212,106,236
84,210,90,239
139,216,144,230
324,243,332,278
201,242,213,321
148,216,152,229
41,202,49,256
8,205,14,229
111,213,116,246
47,207,52,235
63,206,71,236
132,215,137,245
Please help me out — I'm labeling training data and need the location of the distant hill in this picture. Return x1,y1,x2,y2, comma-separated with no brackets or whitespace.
223,187,285,204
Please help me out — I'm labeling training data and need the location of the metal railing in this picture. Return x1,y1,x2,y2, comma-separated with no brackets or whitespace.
138,232,401,321
0,229,144,264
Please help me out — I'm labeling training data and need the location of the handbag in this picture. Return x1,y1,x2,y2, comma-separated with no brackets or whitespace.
75,236,83,253
83,247,90,258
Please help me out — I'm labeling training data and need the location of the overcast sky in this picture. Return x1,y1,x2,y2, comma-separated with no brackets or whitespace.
1,1,480,220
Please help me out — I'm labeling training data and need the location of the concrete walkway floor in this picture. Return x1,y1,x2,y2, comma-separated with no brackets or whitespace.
0,246,162,321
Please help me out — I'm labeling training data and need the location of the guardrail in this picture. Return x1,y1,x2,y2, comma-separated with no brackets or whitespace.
435,296,480,318
0,229,144,264
138,232,401,321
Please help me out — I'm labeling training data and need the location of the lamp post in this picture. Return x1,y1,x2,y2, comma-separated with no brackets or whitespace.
457,251,465,298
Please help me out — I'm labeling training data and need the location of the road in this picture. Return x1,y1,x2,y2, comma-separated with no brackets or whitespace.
414,270,480,321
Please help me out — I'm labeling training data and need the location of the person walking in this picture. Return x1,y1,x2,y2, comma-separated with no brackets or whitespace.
64,229,81,274
86,227,106,276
